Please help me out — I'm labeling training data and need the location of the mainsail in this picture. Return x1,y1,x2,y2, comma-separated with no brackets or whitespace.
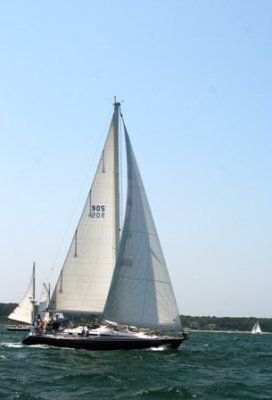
103,123,181,331
49,107,119,314
8,263,36,325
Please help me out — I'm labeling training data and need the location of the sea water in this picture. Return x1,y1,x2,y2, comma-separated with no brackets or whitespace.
0,328,271,399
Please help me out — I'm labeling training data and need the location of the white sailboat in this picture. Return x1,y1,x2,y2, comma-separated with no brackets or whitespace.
37,282,50,322
23,101,186,350
251,321,262,334
7,262,36,331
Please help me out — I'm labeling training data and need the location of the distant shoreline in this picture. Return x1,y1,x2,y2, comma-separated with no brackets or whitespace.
186,329,272,334
181,315,272,333
1,304,272,332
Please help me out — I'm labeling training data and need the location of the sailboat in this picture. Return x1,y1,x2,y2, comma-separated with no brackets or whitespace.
37,282,50,322
6,262,36,331
22,100,187,350
251,321,262,334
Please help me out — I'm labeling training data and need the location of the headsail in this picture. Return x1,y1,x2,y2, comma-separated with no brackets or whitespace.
37,283,50,321
8,263,36,325
104,121,181,331
49,108,119,314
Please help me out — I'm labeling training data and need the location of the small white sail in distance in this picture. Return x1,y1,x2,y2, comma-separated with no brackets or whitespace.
251,321,262,334
37,283,50,321
8,262,36,325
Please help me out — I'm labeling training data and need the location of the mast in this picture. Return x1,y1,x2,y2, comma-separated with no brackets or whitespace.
30,261,36,323
32,262,35,300
113,98,121,257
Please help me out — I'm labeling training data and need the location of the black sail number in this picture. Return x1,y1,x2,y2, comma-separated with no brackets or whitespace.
90,205,105,219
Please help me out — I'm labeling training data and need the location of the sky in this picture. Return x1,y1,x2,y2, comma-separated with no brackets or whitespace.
0,0,271,318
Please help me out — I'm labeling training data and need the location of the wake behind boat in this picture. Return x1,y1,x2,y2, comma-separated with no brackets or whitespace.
22,100,187,351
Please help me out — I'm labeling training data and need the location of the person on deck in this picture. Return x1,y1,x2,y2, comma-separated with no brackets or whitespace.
34,314,44,332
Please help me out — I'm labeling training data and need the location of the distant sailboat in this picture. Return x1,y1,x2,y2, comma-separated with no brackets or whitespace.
6,262,36,331
23,100,186,350
7,264,51,332
37,282,50,322
251,321,262,334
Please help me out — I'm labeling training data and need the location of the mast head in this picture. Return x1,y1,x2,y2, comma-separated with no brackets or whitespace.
113,97,121,111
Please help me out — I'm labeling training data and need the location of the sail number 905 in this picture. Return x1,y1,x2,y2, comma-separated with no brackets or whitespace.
90,205,105,219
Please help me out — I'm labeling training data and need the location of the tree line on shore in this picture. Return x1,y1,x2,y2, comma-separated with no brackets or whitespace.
1,303,271,332
181,315,272,332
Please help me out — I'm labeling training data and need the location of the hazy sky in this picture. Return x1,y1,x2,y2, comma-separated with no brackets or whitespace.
1,1,271,318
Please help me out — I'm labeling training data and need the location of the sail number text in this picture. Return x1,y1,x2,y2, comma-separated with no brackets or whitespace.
90,205,105,219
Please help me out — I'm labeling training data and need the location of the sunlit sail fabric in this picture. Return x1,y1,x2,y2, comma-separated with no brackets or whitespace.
104,125,181,331
8,265,35,324
49,117,117,314
37,283,50,321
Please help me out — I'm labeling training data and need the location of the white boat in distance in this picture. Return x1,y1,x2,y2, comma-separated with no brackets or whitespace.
7,263,36,331
251,321,262,334
7,263,50,331
23,100,186,350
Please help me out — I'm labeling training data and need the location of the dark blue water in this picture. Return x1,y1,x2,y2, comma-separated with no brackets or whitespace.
0,328,271,399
